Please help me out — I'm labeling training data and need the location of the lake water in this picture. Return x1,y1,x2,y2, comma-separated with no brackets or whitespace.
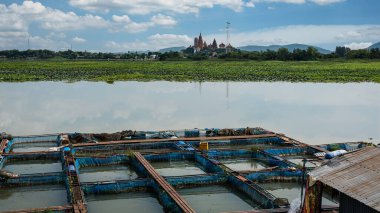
0,81,379,145
79,165,138,182
11,142,57,152
260,182,339,206
2,159,62,174
218,158,268,171
86,192,164,213
150,160,206,176
0,185,68,212
178,185,259,213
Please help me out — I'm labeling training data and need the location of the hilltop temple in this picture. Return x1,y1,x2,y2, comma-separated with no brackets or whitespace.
192,33,228,52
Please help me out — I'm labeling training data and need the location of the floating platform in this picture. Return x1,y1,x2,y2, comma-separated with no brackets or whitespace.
0,127,373,213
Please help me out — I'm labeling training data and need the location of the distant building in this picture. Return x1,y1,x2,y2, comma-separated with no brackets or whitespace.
194,37,199,48
197,33,204,49
211,39,218,49
191,33,232,53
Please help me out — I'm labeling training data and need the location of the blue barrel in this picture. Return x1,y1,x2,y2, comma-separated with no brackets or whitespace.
325,150,347,159
185,129,200,138
68,165,75,172
132,133,146,139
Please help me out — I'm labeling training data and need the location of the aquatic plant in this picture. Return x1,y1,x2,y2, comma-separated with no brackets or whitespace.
0,60,379,83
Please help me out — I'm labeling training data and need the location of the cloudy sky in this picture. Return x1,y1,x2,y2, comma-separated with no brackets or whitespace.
1,0,379,52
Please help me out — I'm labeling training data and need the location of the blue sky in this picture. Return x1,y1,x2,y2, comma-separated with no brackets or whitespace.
1,0,379,52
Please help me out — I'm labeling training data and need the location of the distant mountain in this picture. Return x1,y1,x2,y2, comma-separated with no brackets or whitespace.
159,46,186,53
238,44,332,54
369,42,380,49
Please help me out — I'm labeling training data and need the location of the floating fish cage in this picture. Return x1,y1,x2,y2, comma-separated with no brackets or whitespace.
0,127,374,213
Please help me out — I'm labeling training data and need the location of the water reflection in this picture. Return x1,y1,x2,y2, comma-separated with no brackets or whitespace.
0,185,67,211
0,81,379,145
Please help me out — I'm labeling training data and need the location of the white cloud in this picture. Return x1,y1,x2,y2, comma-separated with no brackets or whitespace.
149,34,192,47
205,25,380,50
112,15,131,23
151,14,177,26
253,0,305,3
124,22,154,33
111,14,177,33
0,1,101,50
0,1,180,50
3,1,108,31
111,15,154,33
69,0,254,15
8,1,46,15
252,0,344,4
245,1,256,7
105,33,192,52
72,37,86,43
309,0,345,5
67,0,345,15
105,40,150,52
344,42,372,50
1,1,174,35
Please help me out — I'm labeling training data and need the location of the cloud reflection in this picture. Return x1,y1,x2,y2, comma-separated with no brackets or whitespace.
0,81,379,145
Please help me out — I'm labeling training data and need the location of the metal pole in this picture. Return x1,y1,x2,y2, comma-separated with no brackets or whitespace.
300,158,307,208
226,22,230,53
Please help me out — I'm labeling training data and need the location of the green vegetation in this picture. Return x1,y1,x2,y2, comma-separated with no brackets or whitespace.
0,60,380,83
1,46,380,61
329,144,341,151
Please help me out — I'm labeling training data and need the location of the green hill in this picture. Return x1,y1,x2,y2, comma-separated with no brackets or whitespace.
159,46,186,53
238,43,332,54
369,42,380,49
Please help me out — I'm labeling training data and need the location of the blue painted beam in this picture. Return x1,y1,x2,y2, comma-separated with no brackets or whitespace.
245,170,303,182
81,179,149,195
228,175,276,209
75,155,129,169
4,172,65,186
166,174,228,187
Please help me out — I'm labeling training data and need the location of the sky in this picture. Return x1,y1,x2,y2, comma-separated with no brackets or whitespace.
0,0,380,52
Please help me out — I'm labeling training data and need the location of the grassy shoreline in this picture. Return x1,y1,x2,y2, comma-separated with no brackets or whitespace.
0,60,380,83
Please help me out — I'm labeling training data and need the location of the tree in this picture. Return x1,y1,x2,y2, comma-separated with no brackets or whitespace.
335,46,350,57
277,48,291,61
369,48,380,59
293,48,307,61
346,49,369,59
263,50,277,60
306,47,320,60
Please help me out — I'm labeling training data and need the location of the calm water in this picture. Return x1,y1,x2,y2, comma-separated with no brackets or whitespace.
150,160,206,176
260,182,338,206
2,159,62,174
11,142,57,152
79,165,138,182
284,156,320,168
86,192,164,213
0,81,379,145
178,185,258,213
218,158,267,171
0,185,68,211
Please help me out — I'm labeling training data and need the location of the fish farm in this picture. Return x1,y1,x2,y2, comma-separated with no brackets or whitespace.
0,127,373,213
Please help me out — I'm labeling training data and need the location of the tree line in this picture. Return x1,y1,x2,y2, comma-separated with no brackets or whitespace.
0,46,379,61
0,49,160,60
215,47,380,61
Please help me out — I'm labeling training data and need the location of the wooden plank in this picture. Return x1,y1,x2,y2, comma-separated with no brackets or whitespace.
134,152,195,213
2,205,74,213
